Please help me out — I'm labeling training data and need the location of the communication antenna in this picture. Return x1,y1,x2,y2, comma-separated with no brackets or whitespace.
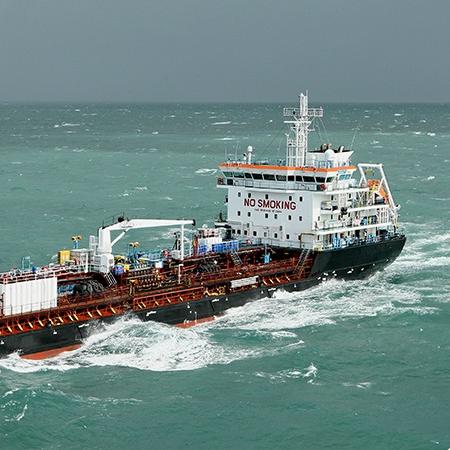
350,126,359,151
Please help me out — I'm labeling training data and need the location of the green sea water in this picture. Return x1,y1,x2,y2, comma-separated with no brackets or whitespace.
0,102,449,449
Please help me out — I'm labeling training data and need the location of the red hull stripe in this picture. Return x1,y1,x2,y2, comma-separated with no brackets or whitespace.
21,343,82,360
175,316,216,328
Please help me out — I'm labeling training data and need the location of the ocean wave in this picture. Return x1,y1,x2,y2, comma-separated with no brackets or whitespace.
195,168,217,175
254,363,317,384
0,319,268,374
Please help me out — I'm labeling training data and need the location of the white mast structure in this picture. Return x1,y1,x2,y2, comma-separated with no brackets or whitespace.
283,92,323,167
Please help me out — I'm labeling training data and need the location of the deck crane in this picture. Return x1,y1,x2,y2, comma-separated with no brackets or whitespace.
94,218,195,273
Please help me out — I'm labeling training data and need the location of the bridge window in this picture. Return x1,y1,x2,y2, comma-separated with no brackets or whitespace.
326,176,334,182
253,173,263,180
245,173,253,179
316,177,326,183
263,174,276,181
223,171,233,177
234,172,244,178
304,176,315,182
296,176,303,182
288,175,295,182
276,175,286,181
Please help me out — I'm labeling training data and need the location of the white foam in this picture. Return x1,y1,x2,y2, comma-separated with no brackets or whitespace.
431,197,450,202
303,363,318,379
254,363,317,384
195,168,217,174
212,121,231,125
343,381,373,389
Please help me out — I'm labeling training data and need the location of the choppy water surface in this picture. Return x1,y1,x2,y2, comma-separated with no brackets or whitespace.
0,103,449,449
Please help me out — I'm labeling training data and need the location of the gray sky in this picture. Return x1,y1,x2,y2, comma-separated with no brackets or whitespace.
0,0,449,102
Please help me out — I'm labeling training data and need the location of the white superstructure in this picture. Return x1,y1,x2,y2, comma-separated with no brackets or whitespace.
217,93,399,251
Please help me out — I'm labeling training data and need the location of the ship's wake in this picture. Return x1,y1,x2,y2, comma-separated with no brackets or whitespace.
0,223,447,374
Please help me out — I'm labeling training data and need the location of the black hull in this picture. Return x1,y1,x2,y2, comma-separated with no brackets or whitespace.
0,236,406,358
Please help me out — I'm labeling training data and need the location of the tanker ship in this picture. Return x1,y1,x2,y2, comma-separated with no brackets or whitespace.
0,93,406,359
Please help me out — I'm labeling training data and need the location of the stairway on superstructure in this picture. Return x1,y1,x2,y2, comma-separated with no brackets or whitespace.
230,251,242,266
105,272,118,287
295,248,311,277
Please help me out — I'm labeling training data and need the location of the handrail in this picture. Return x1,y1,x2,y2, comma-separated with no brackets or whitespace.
0,264,88,284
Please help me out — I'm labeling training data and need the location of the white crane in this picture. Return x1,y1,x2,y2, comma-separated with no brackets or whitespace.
94,218,194,273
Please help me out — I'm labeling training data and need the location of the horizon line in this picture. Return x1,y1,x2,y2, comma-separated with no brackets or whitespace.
1,99,450,106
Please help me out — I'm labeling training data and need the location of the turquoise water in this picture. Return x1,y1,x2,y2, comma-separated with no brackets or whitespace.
0,103,449,449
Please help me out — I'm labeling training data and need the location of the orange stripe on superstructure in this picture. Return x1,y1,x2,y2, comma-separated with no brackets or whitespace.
218,163,356,173
20,343,82,360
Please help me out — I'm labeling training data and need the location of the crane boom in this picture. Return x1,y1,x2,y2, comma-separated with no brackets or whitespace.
95,218,194,272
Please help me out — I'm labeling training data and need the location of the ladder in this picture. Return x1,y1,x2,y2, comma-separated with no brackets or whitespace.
295,248,311,274
230,251,242,266
105,272,117,287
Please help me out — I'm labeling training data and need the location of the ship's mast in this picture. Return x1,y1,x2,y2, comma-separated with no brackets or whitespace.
283,92,323,167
